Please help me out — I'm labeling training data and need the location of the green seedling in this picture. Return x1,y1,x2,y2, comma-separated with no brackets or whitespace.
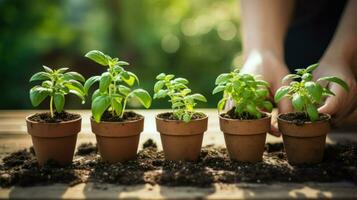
153,73,207,122
213,69,273,119
29,66,86,118
84,50,152,122
274,63,349,122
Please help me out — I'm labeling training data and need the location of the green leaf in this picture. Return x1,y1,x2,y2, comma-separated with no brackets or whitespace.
305,63,319,73
129,89,152,108
85,50,109,66
92,89,101,101
54,93,65,113
113,65,124,73
256,80,269,86
42,65,53,73
111,97,123,116
292,93,304,111
84,76,100,94
301,73,312,81
190,93,207,102
92,95,111,122
57,68,69,74
183,113,191,122
305,82,323,102
173,78,189,85
165,74,175,80
262,101,273,112
181,88,191,95
172,102,184,108
307,104,319,122
118,61,129,66
323,88,336,96
217,98,226,112
317,76,349,92
153,90,167,99
256,89,269,97
247,103,260,119
282,74,300,83
274,86,290,103
118,85,131,96
64,72,85,82
156,73,166,80
29,86,51,107
121,71,138,86
69,90,85,104
215,73,231,85
65,80,85,94
154,81,165,93
212,85,225,94
99,72,111,92
29,72,51,82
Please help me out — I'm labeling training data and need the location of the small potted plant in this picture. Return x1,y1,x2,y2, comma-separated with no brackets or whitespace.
213,69,273,162
84,50,152,163
275,64,349,164
27,66,86,166
154,73,208,161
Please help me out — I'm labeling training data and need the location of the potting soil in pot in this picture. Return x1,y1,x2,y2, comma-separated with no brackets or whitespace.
0,139,356,188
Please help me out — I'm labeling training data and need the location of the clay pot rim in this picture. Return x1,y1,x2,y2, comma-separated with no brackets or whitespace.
277,112,331,125
219,112,271,122
26,113,82,125
90,113,144,124
155,112,208,123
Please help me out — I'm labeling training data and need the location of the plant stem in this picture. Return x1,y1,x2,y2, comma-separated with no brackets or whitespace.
120,98,127,118
50,96,54,118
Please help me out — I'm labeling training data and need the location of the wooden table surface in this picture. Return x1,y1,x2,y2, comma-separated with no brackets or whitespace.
0,109,356,200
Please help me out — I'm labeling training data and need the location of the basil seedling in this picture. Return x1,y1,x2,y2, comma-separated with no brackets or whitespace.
154,73,207,122
274,63,349,122
84,50,152,122
213,69,273,119
29,66,86,118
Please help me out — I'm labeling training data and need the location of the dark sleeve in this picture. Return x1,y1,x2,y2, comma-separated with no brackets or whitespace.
284,0,347,72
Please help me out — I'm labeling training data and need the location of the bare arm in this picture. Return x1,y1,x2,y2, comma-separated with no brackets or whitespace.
241,0,295,59
315,0,357,124
239,0,295,136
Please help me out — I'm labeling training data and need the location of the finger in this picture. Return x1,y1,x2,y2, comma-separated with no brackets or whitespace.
269,120,281,137
318,84,345,117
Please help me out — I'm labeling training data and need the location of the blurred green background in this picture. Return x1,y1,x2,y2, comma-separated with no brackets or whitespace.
0,0,243,110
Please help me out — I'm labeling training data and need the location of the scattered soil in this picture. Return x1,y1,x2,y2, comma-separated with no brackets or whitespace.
1,140,356,188
279,112,329,125
28,111,80,123
221,107,266,120
100,111,143,122
157,112,206,121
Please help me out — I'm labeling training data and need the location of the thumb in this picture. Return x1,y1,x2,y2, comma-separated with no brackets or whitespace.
318,84,342,116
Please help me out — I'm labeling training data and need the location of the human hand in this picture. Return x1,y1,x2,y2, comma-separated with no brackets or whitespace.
314,61,357,126
227,50,292,136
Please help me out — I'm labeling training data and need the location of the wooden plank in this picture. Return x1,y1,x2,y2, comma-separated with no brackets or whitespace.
0,109,356,199
0,182,356,200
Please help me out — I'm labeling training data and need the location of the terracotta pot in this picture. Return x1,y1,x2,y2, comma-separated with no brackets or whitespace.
26,115,81,166
90,115,144,163
156,113,208,161
278,112,331,164
219,114,271,162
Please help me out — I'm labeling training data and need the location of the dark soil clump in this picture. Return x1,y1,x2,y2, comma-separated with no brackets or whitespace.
279,112,329,125
221,107,266,120
1,140,356,188
157,112,206,121
28,111,80,123
142,139,157,149
100,111,143,122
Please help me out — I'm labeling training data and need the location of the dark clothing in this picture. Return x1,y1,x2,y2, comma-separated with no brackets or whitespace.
284,0,347,72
